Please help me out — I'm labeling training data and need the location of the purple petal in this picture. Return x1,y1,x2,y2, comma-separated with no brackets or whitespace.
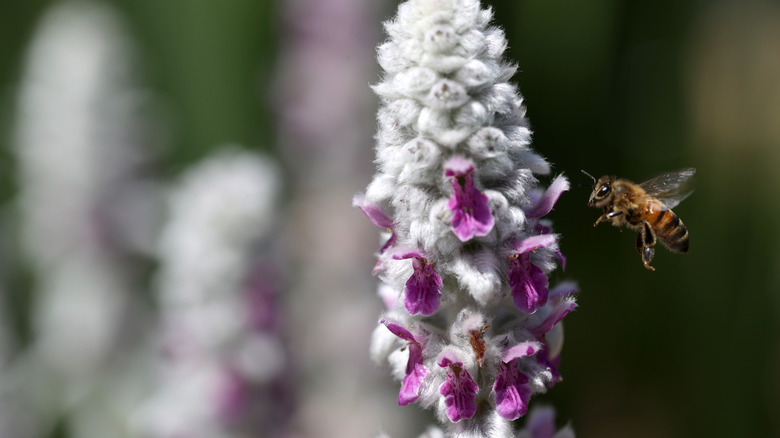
526,175,569,219
445,156,494,241
512,234,558,255
354,195,396,252
378,284,399,310
449,198,494,241
380,232,397,253
508,255,549,313
531,222,565,270
403,257,442,316
372,259,384,276
537,346,563,387
398,343,428,405
534,221,553,235
529,298,577,337
381,320,417,343
215,369,247,425
388,247,425,260
493,360,531,420
443,155,473,177
438,354,478,422
353,195,393,228
525,406,557,438
556,249,567,271
548,282,579,301
382,320,429,405
502,341,543,363
436,349,460,368
244,267,279,332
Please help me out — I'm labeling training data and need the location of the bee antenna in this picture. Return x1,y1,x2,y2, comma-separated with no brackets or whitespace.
580,169,596,184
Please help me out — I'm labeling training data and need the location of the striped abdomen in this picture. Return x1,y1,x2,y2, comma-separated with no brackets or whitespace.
646,200,689,253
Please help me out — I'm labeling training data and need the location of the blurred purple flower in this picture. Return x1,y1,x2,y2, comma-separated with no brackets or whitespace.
138,149,293,438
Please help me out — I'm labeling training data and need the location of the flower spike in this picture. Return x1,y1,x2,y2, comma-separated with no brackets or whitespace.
358,0,577,434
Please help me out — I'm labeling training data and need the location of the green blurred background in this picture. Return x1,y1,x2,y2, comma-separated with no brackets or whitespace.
1,0,779,437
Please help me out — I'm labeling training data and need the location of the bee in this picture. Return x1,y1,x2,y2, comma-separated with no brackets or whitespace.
583,168,696,271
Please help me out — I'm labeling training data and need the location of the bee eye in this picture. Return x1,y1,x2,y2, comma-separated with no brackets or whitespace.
597,184,611,197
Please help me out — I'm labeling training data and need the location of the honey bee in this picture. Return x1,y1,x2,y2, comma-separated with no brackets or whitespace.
583,168,696,271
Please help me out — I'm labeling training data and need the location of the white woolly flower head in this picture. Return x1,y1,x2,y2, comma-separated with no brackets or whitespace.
357,0,577,436
13,0,153,265
13,0,149,375
10,3,162,437
139,148,293,438
157,147,280,308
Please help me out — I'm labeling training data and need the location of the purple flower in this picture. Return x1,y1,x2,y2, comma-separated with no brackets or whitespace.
378,283,400,311
445,156,494,242
528,296,577,338
530,283,579,340
507,257,547,314
548,282,579,302
438,350,479,423
507,234,557,313
526,175,569,219
215,368,247,425
493,342,540,420
534,222,567,271
536,345,562,387
245,263,282,332
527,176,570,270
391,248,442,316
353,195,396,252
520,406,575,438
382,320,429,406
527,283,578,387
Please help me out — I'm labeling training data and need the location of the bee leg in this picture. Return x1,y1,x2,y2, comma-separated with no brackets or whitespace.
608,210,624,231
594,209,623,227
636,221,657,271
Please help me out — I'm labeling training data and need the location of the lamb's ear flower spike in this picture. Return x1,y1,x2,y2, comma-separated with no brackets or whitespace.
136,149,292,438
12,2,160,435
357,0,578,435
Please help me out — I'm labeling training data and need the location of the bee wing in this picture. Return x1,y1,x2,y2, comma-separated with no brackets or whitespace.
638,168,696,209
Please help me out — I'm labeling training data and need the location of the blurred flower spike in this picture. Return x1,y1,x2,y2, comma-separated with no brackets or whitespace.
137,148,294,438
358,0,578,436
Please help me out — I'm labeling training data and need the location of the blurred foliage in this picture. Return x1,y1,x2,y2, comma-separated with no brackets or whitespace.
0,0,277,176
0,1,778,437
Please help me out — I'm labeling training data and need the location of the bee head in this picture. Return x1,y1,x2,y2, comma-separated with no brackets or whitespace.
587,175,614,207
